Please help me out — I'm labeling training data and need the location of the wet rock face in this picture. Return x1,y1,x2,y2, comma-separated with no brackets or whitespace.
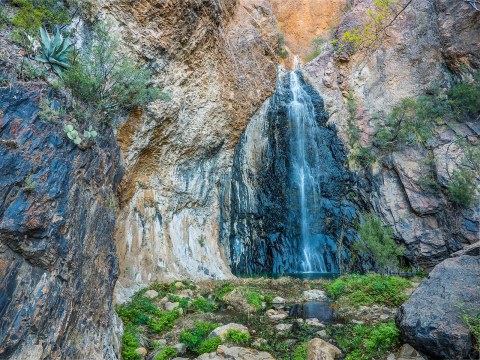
396,252,480,359
0,85,122,359
93,0,278,289
303,0,480,269
222,71,359,274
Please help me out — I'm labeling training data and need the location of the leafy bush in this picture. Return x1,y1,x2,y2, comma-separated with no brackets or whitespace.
448,78,480,120
35,26,72,74
62,22,159,125
197,337,221,354
147,310,180,334
325,274,411,307
447,168,477,207
355,213,405,272
333,321,400,360
225,329,250,344
292,342,308,360
10,0,70,40
179,321,221,354
154,346,178,360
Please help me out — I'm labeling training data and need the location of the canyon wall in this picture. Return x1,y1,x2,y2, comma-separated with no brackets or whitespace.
0,84,122,359
303,0,480,268
87,0,279,296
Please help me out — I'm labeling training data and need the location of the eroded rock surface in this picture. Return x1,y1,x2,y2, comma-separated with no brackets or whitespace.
0,85,122,358
396,253,480,359
92,0,278,292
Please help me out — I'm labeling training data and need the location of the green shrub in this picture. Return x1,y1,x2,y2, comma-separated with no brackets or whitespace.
355,213,405,272
225,329,250,344
277,34,289,59
62,22,159,125
154,346,178,360
214,283,235,300
448,78,480,120
333,321,400,360
179,321,221,354
292,342,308,360
460,308,480,354
447,168,477,207
197,337,221,354
304,37,324,62
147,310,180,334
325,274,411,307
10,0,70,36
121,326,142,360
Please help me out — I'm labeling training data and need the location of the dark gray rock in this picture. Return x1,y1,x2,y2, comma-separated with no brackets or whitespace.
0,84,123,358
397,254,480,359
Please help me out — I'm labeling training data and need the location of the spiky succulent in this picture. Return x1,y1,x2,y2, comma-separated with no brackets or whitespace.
35,26,73,74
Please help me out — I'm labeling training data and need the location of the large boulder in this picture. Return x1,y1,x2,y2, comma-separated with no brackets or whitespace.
209,323,249,341
397,253,480,359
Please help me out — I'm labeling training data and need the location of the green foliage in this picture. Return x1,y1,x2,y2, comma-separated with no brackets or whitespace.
304,37,324,62
214,283,235,300
334,0,398,55
10,0,70,36
35,26,73,74
277,34,289,59
121,326,142,360
179,321,221,354
147,310,180,333
190,297,216,313
448,78,480,120
355,213,405,272
461,309,480,354
23,174,36,192
198,235,205,247
154,346,178,360
62,22,159,125
291,342,308,360
447,168,477,207
333,321,400,360
245,291,263,310
197,337,221,354
64,123,97,146
225,329,250,344
325,274,411,307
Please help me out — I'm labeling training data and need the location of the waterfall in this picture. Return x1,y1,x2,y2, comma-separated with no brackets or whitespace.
223,60,359,276
288,58,327,273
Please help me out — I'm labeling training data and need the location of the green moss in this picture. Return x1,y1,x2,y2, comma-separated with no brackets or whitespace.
333,321,400,360
190,297,216,313
245,291,263,310
225,329,250,344
325,274,411,308
154,346,178,360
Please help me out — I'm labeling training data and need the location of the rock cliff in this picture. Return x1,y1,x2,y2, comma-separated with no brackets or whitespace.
303,0,480,269
88,0,279,294
0,84,122,359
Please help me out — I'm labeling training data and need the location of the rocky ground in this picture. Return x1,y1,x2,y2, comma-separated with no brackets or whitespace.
115,275,433,360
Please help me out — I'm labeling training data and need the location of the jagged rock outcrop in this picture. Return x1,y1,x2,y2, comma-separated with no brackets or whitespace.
86,0,278,293
396,248,480,359
303,0,480,269
0,85,122,359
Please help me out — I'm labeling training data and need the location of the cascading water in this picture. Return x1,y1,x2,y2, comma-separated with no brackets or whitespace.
289,58,327,273
222,61,359,276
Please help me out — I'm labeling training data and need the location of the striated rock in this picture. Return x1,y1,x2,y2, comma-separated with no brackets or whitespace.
0,85,122,358
307,338,342,360
397,254,480,359
196,345,275,360
209,323,249,341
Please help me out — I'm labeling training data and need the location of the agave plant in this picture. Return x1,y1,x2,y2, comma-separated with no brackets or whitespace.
35,26,73,74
